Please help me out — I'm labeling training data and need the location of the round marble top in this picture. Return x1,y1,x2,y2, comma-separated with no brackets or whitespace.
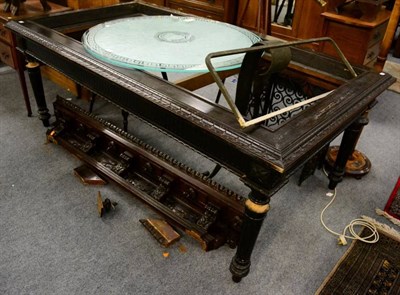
82,15,261,73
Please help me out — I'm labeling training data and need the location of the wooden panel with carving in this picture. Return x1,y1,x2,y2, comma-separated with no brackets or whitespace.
49,96,246,251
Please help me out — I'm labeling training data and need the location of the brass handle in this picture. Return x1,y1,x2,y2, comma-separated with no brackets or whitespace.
367,51,375,59
314,0,327,6
373,31,381,42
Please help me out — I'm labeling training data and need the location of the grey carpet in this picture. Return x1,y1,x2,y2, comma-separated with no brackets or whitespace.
0,64,399,295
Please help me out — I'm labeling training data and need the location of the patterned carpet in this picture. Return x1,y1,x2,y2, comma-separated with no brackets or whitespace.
316,223,400,295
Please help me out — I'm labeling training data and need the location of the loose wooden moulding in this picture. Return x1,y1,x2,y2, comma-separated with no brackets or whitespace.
47,96,246,251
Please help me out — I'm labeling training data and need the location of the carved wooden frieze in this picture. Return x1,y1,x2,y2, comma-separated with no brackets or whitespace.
48,96,245,251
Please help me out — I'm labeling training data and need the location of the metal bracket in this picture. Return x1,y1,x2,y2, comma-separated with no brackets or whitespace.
205,37,357,129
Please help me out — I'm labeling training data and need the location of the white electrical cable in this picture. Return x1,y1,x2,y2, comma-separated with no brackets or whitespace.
320,188,379,245
320,167,379,245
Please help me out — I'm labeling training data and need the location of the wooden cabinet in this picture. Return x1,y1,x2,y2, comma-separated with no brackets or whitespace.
321,8,391,67
234,0,391,67
142,0,237,23
1,1,71,68
0,0,119,108
0,0,71,116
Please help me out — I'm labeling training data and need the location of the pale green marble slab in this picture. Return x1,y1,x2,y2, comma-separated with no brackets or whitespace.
82,15,261,73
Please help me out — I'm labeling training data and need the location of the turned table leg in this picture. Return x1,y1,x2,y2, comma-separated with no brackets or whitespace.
328,111,369,189
16,62,32,117
13,35,32,117
26,61,50,127
230,189,271,282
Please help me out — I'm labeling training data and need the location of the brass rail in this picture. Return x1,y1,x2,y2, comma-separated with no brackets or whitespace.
205,37,357,128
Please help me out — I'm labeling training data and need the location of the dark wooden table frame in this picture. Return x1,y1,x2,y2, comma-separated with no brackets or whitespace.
7,1,395,282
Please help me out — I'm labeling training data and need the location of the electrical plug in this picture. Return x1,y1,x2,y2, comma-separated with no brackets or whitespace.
338,235,347,246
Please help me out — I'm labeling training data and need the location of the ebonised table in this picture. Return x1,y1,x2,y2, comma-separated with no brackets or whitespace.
6,1,395,282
